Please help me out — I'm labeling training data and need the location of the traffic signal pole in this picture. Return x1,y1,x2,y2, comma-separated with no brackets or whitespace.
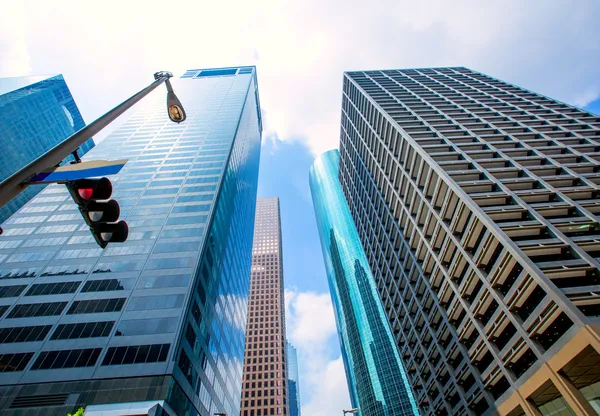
0,72,174,211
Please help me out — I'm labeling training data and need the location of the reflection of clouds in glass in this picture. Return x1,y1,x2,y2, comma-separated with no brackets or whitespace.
61,105,74,127
309,150,419,415
218,293,247,333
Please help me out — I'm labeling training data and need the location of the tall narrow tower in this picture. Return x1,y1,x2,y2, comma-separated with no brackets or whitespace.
241,197,288,416
310,150,419,416
0,66,262,416
286,342,301,416
338,67,600,415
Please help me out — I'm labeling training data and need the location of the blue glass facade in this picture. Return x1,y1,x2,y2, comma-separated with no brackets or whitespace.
286,342,301,416
0,67,261,416
0,75,94,224
309,150,419,416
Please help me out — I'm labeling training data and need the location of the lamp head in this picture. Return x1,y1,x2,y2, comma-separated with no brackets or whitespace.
165,79,186,123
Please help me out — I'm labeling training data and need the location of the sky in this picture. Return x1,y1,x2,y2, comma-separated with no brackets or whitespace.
1,0,599,414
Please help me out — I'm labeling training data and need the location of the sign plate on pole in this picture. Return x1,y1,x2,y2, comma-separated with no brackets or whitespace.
26,160,128,184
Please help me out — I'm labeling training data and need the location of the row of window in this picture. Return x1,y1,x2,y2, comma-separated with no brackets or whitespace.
0,342,171,373
51,321,114,340
82,278,134,292
8,301,66,318
32,348,101,370
0,315,180,343
116,317,178,336
127,294,184,311
0,285,26,298
67,298,125,315
102,343,170,365
25,281,80,296
0,325,51,343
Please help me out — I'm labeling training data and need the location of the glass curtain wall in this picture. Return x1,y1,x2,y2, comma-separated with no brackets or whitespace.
309,150,419,416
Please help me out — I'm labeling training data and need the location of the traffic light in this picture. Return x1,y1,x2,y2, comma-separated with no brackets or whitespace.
66,177,128,248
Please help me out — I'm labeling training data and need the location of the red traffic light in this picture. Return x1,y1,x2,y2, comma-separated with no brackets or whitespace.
78,188,94,200
70,177,113,202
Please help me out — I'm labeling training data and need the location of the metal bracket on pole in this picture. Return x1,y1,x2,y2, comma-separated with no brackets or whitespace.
71,148,82,164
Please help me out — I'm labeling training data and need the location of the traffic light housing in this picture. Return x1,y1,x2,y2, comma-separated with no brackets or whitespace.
66,177,128,248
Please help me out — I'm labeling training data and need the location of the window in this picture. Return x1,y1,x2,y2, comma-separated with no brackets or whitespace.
0,285,27,298
0,352,34,372
67,298,125,314
41,264,91,277
31,348,101,370
196,68,238,77
0,325,52,343
145,256,196,270
127,294,184,311
8,302,67,318
51,321,114,340
102,343,170,365
0,267,40,279
160,227,204,238
136,275,190,289
25,281,81,296
115,317,178,336
82,279,135,292
93,261,144,274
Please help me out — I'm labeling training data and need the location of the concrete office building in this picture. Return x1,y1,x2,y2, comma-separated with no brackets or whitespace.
0,75,94,224
310,150,419,416
286,342,300,416
241,197,288,416
0,66,262,416
338,67,600,415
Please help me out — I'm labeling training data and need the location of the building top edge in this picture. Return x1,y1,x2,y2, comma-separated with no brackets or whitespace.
344,66,472,74
0,74,62,96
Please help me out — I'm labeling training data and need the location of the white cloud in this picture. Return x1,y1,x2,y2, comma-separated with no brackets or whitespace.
6,0,599,156
286,290,337,346
285,289,352,414
0,0,31,76
301,357,351,416
572,86,600,108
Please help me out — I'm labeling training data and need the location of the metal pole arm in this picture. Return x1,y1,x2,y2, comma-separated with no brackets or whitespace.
0,75,170,210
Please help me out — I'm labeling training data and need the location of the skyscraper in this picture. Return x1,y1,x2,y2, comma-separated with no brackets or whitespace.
241,197,288,416
338,67,600,415
0,66,262,416
310,150,419,416
0,75,95,223
286,342,301,416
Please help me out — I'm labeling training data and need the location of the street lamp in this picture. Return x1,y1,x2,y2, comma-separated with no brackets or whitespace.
0,71,187,212
343,409,359,415
213,413,227,416
165,77,186,123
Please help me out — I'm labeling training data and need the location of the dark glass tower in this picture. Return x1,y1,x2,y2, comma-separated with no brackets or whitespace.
0,75,95,223
0,66,262,416
286,342,300,416
309,150,419,416
338,67,600,415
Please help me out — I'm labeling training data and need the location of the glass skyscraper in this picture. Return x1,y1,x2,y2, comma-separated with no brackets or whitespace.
338,67,600,415
0,75,95,224
0,66,262,416
309,150,419,416
286,342,300,416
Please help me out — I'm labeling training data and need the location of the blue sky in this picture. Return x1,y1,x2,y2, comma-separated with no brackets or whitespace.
0,0,599,414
